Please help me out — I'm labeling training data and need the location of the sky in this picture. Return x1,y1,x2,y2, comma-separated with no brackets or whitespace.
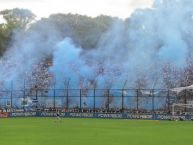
0,0,153,20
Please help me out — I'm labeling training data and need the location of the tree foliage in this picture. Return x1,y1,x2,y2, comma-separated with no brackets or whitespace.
37,14,115,49
0,8,35,56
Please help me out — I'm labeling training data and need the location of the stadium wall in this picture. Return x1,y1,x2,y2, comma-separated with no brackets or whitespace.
1,112,192,120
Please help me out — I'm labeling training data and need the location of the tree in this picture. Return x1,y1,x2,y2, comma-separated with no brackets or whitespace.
0,8,36,28
44,13,114,49
0,8,35,56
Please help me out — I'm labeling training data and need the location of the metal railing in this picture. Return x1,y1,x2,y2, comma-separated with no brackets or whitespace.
0,88,180,113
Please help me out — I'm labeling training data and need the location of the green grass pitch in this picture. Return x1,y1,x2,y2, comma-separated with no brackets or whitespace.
0,118,193,145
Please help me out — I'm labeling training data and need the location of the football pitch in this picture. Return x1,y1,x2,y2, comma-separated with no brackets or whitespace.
0,118,193,145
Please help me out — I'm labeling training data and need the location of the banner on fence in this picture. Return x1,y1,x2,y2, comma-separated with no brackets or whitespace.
68,113,94,118
7,112,193,120
11,112,36,117
125,114,153,119
97,113,123,119
0,112,9,118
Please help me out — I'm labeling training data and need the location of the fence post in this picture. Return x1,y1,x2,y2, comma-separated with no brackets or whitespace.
121,89,124,112
80,89,82,111
53,80,56,109
10,81,13,112
152,89,155,113
66,89,69,111
167,90,170,113
94,88,96,112
35,89,38,109
137,89,139,110
108,89,110,111
23,79,26,112
66,78,70,111
185,89,187,112
54,88,56,109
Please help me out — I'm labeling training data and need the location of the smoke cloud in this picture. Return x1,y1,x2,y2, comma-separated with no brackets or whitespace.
0,0,193,91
